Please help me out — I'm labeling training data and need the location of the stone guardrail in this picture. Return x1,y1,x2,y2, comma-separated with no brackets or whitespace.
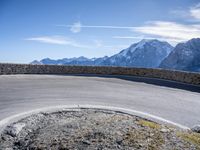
0,63,200,85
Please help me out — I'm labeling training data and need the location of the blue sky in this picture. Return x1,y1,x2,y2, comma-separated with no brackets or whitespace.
1,0,200,63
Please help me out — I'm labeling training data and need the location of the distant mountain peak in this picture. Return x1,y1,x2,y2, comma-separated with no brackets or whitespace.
120,39,158,57
160,38,200,72
139,39,157,43
31,60,42,65
103,39,173,68
188,38,200,42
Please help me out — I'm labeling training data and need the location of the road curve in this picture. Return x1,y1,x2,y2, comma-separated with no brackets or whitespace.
0,75,199,129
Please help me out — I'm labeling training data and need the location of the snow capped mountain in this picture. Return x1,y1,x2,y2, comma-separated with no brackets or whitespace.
160,38,200,72
102,39,173,68
31,38,200,72
31,56,109,66
31,39,174,68
31,60,43,65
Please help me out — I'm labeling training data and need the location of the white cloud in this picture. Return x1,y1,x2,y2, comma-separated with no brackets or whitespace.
170,3,200,22
25,36,123,49
113,36,155,40
60,20,200,44
190,3,200,20
113,35,183,46
70,22,82,33
26,36,72,45
26,36,92,48
74,25,134,29
57,22,135,33
132,21,200,42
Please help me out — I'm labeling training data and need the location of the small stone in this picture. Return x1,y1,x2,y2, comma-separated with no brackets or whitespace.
14,140,25,147
1,136,6,141
116,139,123,145
82,140,91,145
191,125,200,133
5,123,26,137
160,128,170,133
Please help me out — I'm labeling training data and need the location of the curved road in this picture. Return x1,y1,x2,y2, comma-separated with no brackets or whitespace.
0,75,200,129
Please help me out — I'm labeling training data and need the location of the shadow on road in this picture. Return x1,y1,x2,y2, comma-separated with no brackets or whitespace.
59,74,200,93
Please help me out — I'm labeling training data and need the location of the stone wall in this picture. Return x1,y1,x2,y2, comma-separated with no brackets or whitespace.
0,63,200,85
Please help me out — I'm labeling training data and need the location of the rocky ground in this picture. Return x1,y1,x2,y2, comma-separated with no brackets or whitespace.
0,108,200,150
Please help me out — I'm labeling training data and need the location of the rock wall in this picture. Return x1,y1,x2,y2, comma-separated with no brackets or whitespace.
0,63,200,85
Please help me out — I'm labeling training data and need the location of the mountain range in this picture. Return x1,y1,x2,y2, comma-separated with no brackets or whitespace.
31,38,200,72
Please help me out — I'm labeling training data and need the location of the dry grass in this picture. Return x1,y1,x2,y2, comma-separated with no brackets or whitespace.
123,128,164,150
177,131,200,148
138,120,161,129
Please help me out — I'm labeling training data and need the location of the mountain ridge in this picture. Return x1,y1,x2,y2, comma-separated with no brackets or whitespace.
159,38,200,72
102,39,173,68
31,38,200,72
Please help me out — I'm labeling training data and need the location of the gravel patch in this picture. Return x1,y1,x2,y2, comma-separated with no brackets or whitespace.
0,108,199,150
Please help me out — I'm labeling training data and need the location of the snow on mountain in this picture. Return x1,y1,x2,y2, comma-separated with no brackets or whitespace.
31,56,108,66
31,39,174,68
160,38,200,72
102,39,173,68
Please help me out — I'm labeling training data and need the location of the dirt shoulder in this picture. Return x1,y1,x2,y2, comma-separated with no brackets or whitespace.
0,108,199,150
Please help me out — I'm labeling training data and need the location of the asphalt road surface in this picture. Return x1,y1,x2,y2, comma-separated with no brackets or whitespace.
0,75,199,129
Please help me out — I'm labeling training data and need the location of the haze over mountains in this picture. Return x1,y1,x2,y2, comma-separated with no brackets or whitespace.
31,38,200,72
